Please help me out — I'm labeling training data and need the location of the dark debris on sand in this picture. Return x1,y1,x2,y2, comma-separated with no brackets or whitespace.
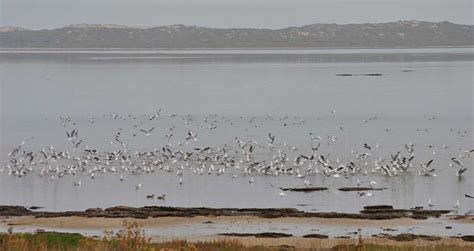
0,205,451,220
218,232,293,238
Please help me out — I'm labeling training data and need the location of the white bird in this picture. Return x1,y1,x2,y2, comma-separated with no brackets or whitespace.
135,183,142,190
456,167,468,177
140,127,155,136
453,200,460,211
303,179,311,186
359,191,373,197
369,181,377,187
73,180,82,186
428,198,434,208
249,177,254,183
451,158,463,167
119,175,124,181
179,178,183,185
278,191,285,196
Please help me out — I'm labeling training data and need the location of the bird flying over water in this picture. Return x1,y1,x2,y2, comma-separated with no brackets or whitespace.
140,127,155,136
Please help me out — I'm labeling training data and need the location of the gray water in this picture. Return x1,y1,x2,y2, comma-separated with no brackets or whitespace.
0,48,473,220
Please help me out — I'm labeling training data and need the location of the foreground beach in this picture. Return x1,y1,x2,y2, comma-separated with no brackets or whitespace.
1,223,473,250
1,205,473,250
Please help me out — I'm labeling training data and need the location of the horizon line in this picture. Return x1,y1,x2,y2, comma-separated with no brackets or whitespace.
2,20,472,31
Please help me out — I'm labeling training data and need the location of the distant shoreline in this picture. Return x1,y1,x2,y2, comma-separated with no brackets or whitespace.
2,21,472,49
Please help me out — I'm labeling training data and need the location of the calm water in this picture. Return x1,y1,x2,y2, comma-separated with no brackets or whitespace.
0,48,473,218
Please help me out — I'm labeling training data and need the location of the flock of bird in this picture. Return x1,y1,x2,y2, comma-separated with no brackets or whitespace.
1,110,472,209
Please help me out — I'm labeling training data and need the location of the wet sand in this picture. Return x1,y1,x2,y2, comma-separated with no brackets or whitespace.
2,215,473,248
2,215,424,229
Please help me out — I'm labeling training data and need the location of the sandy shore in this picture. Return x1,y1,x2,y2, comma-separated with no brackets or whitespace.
1,215,439,229
1,215,473,249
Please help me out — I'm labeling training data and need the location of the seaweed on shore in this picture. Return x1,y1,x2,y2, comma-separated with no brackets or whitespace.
218,232,293,238
0,205,452,220
280,187,328,192
338,187,386,192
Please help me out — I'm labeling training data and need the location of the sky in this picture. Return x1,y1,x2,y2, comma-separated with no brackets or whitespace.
1,0,473,30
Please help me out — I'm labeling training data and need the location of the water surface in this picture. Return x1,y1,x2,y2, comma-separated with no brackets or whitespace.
0,49,472,221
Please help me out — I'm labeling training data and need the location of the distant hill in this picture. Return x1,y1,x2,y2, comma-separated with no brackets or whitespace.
1,21,473,48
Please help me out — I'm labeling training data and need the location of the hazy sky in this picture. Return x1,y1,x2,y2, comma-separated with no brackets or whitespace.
1,0,473,29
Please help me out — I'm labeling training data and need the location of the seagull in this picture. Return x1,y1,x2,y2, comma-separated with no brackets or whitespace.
268,133,275,146
72,180,82,186
7,137,33,157
278,191,285,196
66,130,78,141
453,200,460,211
186,130,198,141
427,198,434,208
456,167,468,177
451,158,463,167
135,183,142,190
8,145,23,157
459,149,474,158
303,179,311,186
73,140,83,149
149,109,161,121
140,127,155,136
311,142,321,153
358,191,373,197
